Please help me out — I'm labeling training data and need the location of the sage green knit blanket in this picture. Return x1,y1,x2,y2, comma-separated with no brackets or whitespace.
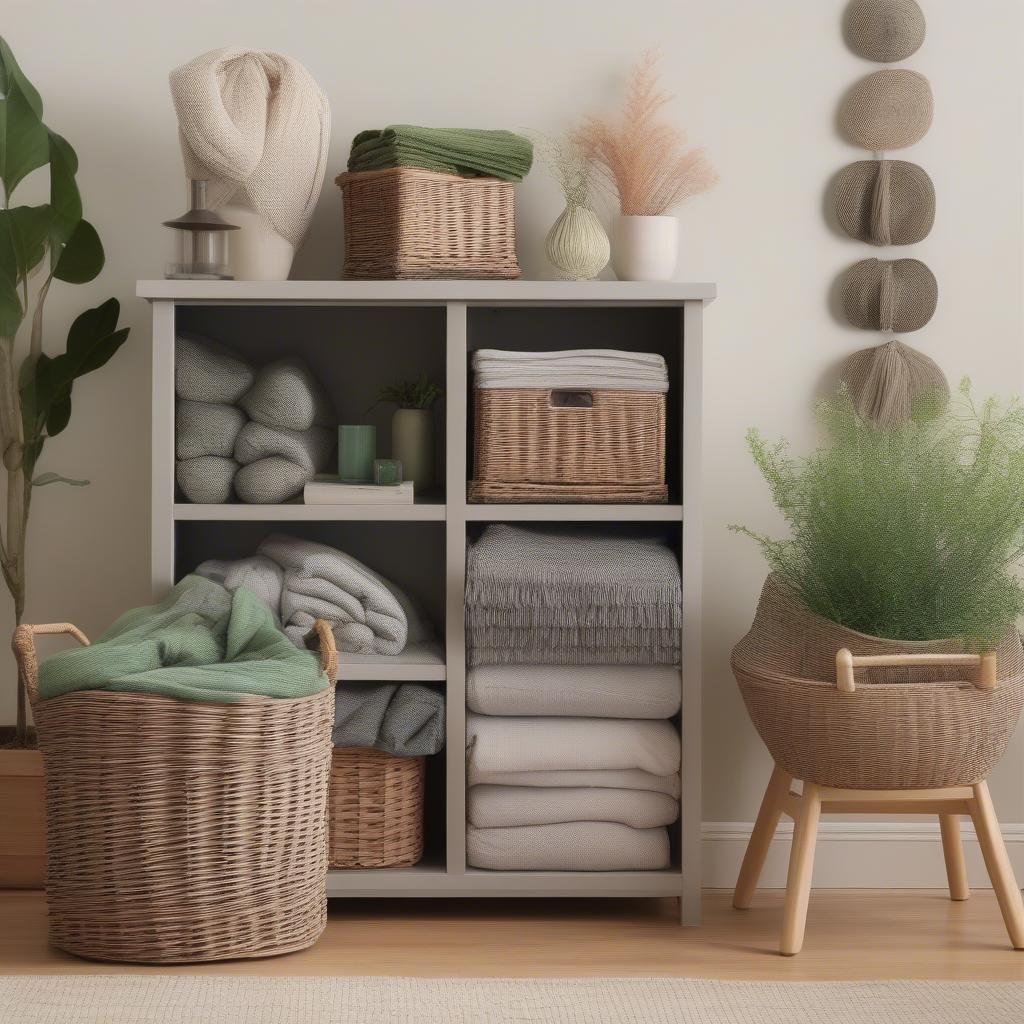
347,125,533,182
37,575,328,703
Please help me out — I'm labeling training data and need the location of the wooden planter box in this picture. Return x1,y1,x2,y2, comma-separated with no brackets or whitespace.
0,747,45,887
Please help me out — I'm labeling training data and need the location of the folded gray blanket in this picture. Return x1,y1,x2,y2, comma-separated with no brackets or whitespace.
176,456,237,504
197,533,433,655
239,359,333,432
176,333,254,404
466,526,681,665
233,421,335,503
176,399,247,460
334,683,445,756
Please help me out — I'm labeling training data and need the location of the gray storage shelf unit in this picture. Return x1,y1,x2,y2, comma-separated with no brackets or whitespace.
138,279,713,925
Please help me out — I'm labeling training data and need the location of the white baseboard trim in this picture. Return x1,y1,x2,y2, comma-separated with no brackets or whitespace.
702,820,1024,889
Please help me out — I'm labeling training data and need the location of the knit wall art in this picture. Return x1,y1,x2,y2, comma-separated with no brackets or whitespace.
170,48,331,282
831,0,948,425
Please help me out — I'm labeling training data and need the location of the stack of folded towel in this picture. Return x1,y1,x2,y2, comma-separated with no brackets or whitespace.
348,125,533,182
175,333,335,504
465,525,682,871
472,349,669,392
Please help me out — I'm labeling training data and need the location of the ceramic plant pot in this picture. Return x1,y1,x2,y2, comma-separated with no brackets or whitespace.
0,746,45,887
222,201,296,281
544,203,610,280
392,408,434,490
611,215,679,282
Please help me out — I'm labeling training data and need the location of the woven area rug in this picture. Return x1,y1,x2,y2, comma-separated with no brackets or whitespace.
2,976,1023,1023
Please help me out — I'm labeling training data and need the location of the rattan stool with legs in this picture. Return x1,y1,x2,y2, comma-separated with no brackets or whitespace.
733,649,1024,956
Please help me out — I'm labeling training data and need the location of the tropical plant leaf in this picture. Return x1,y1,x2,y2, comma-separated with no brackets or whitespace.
32,471,87,487
0,37,43,117
0,204,50,280
45,395,71,436
0,65,48,197
53,217,103,283
47,131,81,246
0,271,20,336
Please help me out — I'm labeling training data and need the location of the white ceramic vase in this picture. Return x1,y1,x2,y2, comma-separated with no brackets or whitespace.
222,200,295,281
611,215,679,282
544,203,610,280
392,408,433,490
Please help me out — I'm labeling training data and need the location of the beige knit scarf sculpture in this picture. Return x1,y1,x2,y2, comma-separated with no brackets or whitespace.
170,47,330,249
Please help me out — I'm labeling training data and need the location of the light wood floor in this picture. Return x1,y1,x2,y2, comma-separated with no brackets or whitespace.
2,890,1024,980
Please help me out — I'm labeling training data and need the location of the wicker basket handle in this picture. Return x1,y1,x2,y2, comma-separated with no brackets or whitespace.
12,623,91,706
835,648,997,694
313,619,338,681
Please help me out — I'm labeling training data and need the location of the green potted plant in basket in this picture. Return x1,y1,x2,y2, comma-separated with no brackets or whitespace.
0,37,130,885
376,373,442,491
730,382,1024,793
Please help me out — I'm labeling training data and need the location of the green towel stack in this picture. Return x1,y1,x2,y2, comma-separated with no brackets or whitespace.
38,575,329,703
347,125,533,182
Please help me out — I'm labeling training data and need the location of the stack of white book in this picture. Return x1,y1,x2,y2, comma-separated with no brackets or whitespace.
303,476,415,505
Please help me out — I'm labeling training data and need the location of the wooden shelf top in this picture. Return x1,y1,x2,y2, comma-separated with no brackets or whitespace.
137,279,716,304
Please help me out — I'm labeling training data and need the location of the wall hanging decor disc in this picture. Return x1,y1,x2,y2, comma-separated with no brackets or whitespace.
838,69,933,150
840,339,949,427
844,0,926,63
839,257,938,333
833,160,935,246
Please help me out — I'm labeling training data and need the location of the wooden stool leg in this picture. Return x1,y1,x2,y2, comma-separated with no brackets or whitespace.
968,782,1024,950
780,781,821,957
734,764,791,909
939,814,969,902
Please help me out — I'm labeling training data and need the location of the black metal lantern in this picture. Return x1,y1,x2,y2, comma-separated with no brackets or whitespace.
163,180,239,280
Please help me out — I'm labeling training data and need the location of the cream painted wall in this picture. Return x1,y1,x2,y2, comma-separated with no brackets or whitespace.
3,0,1022,824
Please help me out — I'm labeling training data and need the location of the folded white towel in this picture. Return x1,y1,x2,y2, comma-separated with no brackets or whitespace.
467,822,670,871
467,767,681,798
468,785,679,830
473,349,669,393
467,664,680,719
466,714,680,777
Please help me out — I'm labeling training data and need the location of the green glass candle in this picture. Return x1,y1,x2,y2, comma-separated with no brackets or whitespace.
374,458,403,486
339,425,376,483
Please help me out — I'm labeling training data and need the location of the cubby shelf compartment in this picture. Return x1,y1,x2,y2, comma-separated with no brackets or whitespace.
142,279,711,925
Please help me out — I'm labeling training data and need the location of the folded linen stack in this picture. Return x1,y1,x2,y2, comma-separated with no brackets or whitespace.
472,348,669,392
465,525,682,871
175,333,335,504
348,125,533,182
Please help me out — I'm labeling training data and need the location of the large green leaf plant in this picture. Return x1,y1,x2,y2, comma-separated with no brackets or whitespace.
1,38,129,745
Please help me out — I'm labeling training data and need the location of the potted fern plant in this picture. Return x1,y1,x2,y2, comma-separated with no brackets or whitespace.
376,374,442,490
0,38,130,885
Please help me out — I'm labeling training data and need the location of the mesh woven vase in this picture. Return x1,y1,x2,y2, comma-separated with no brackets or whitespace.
544,202,610,281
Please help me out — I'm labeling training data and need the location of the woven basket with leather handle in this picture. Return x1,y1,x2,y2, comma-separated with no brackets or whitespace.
469,387,667,504
13,619,337,964
732,576,1024,790
336,166,520,280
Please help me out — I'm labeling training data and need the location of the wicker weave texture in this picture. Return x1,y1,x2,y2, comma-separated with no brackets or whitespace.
328,747,425,869
336,167,520,280
732,577,1024,790
13,623,335,964
471,388,666,504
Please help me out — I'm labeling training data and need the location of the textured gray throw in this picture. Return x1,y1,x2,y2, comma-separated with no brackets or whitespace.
333,683,445,756
465,525,681,666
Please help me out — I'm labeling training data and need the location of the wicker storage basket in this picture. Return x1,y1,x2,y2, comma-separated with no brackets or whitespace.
732,576,1024,790
14,620,338,964
469,387,667,504
328,746,425,869
336,166,521,280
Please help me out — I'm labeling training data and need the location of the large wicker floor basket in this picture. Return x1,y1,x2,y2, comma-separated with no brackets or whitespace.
469,388,667,503
336,166,521,280
14,621,337,964
328,746,425,869
732,576,1024,790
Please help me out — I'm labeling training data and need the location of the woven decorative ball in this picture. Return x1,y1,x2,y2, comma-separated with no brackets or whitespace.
840,339,949,427
839,257,937,333
844,0,926,63
839,69,933,150
833,160,935,246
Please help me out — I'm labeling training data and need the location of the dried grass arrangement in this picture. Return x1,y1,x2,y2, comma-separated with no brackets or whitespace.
577,51,718,217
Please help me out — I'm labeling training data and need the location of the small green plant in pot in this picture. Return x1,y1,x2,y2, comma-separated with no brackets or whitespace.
376,374,442,491
733,381,1024,647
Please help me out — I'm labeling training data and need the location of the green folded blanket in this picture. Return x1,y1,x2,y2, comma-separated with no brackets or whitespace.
38,575,328,703
347,125,533,182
